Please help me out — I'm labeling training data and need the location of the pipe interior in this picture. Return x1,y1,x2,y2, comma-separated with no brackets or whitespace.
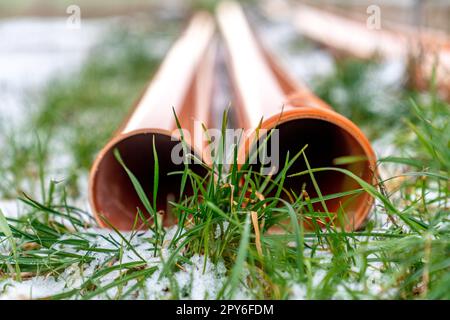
251,118,373,225
92,132,204,230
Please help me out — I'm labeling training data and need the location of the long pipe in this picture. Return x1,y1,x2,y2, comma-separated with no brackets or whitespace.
217,1,377,230
89,12,215,230
266,3,450,100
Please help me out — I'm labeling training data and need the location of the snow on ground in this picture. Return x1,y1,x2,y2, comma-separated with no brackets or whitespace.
0,200,24,219
0,226,228,300
0,222,396,300
0,18,107,128
0,18,108,220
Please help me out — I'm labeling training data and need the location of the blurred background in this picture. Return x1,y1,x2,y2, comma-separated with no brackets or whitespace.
0,0,449,211
1,0,449,30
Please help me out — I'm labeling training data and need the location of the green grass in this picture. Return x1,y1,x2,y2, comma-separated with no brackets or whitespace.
0,20,449,300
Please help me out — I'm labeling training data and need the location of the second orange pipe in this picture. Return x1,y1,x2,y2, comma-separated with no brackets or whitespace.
217,2,377,230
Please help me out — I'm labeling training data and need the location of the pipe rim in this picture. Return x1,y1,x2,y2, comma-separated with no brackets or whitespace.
88,128,204,229
238,106,377,230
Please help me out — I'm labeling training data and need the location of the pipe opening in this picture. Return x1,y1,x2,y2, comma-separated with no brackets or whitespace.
251,118,374,226
90,131,204,230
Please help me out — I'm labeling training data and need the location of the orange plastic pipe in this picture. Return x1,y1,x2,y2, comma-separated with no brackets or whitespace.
289,4,409,60
217,1,377,230
89,12,216,230
281,3,450,100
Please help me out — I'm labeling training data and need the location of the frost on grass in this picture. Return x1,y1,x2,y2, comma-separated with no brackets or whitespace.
0,203,399,300
0,227,228,300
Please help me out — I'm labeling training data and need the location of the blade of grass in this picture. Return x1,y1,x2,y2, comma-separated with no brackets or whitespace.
217,213,251,299
0,209,21,280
